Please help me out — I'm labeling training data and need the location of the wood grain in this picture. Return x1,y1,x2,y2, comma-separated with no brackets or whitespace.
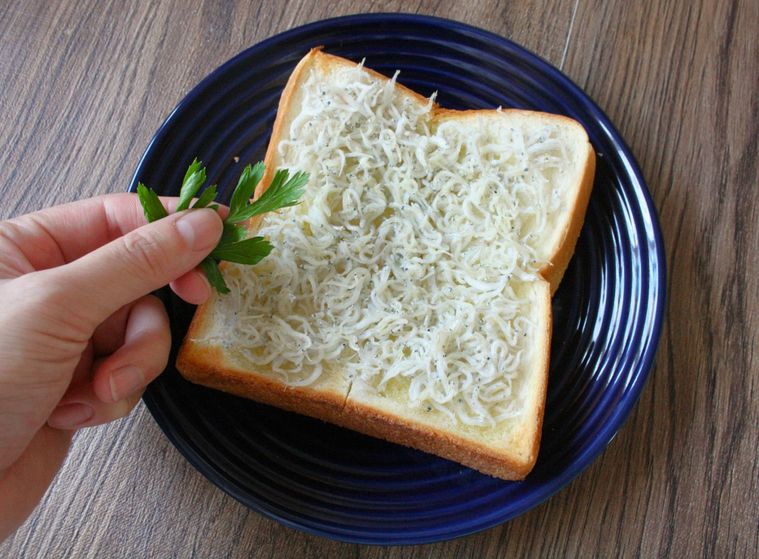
1,0,757,557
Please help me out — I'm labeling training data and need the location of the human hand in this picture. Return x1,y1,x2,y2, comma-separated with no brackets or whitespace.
0,194,223,540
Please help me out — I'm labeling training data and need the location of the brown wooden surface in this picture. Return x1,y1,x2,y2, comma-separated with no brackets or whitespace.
1,0,757,556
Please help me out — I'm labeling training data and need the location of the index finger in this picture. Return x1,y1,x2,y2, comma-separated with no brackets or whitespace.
0,193,225,272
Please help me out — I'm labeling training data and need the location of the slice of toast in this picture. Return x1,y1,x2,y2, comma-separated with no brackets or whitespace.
176,49,595,480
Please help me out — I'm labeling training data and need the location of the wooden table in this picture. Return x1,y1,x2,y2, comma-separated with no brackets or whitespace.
1,1,757,557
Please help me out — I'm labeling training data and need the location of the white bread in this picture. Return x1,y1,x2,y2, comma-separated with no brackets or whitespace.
176,49,595,480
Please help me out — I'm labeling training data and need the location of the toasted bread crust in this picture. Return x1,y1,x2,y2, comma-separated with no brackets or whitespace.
540,141,595,293
337,400,531,479
176,344,348,423
177,342,530,479
176,49,594,480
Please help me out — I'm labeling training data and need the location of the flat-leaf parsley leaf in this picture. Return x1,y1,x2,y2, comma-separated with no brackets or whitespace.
137,160,307,294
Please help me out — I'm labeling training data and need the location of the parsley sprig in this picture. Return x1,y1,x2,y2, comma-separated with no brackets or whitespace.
137,159,308,294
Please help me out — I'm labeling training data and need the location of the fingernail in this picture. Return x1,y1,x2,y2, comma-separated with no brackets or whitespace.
175,209,220,251
109,365,145,402
48,403,94,430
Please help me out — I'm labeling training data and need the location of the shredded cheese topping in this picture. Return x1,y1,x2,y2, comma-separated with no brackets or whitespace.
207,61,575,427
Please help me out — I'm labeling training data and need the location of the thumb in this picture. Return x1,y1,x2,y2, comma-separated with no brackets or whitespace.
48,208,222,325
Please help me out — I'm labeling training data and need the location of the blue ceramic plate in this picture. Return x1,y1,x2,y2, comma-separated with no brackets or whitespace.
130,14,665,545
